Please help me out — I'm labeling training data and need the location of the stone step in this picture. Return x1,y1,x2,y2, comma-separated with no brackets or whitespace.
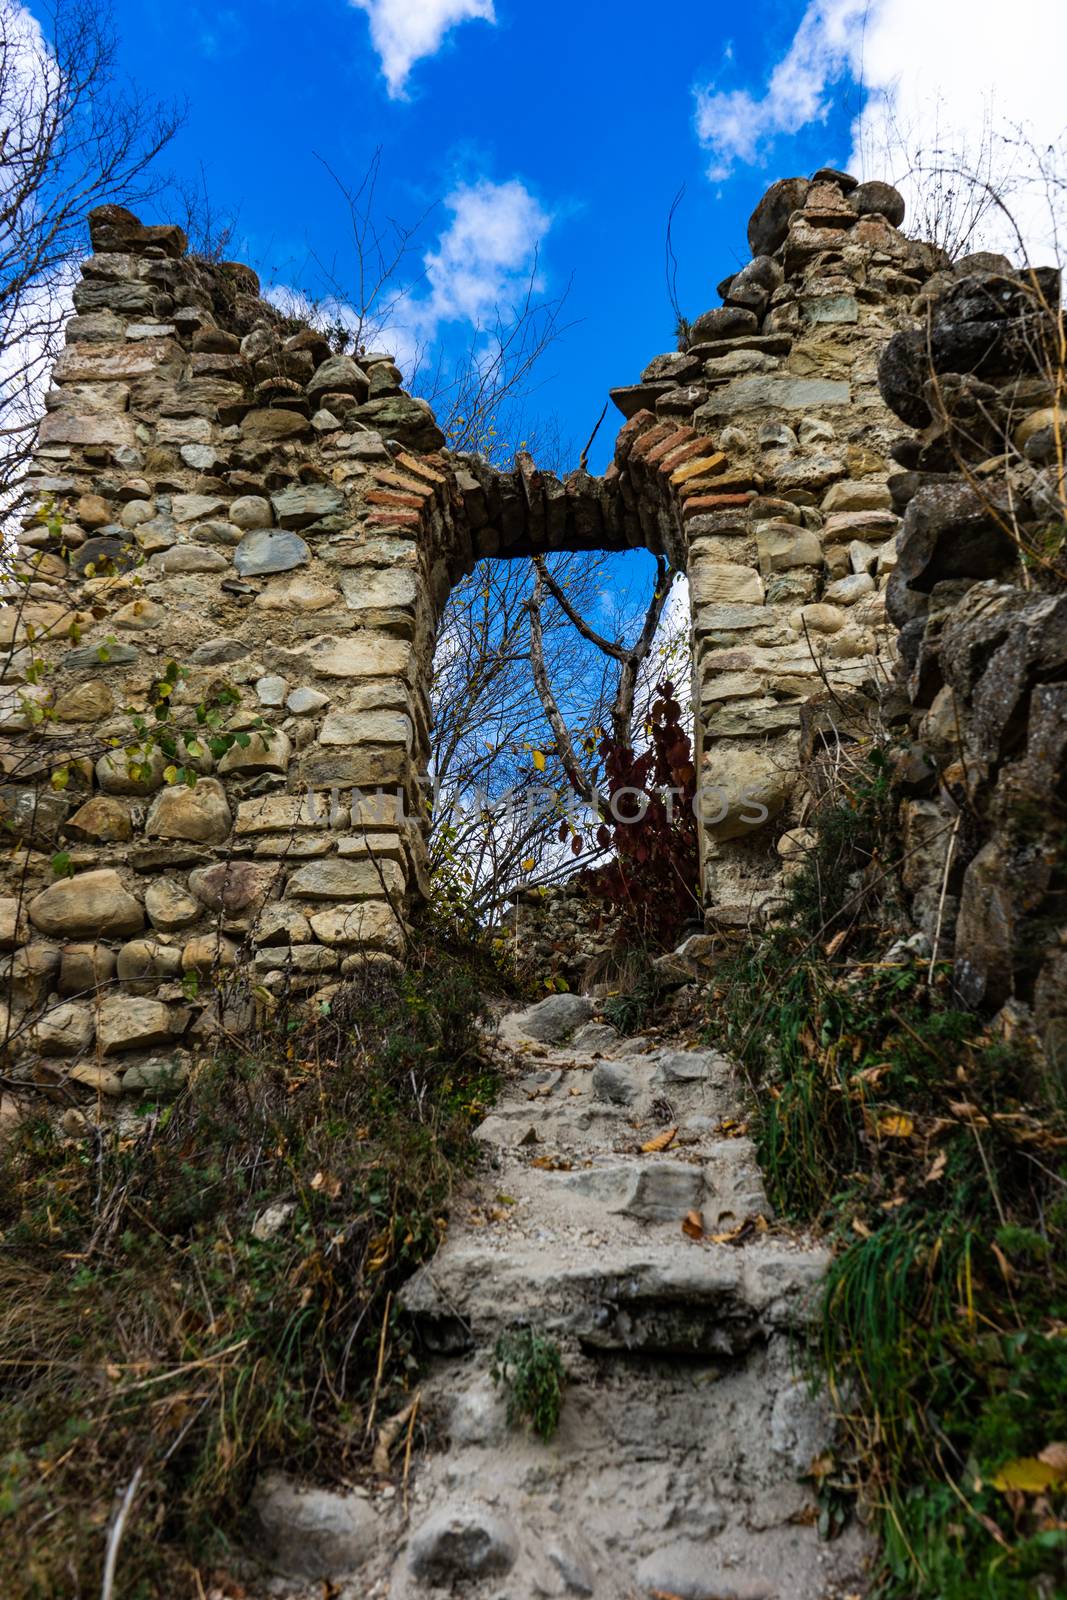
462,1142,768,1235
541,1147,767,1226
474,1048,741,1157
401,1236,829,1356
386,1334,868,1600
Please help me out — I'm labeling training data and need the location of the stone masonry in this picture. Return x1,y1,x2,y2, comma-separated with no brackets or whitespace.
0,171,1013,1074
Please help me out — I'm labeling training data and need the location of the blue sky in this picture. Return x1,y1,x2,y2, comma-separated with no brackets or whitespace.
34,0,864,470
28,0,1063,473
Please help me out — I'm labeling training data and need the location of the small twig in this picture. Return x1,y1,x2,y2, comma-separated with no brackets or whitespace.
402,1390,421,1514
970,1123,1008,1229
112,1337,250,1394
364,1290,392,1442
100,1465,144,1600
578,401,609,473
928,808,962,983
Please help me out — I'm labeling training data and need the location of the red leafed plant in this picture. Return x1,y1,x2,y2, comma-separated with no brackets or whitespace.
564,681,701,949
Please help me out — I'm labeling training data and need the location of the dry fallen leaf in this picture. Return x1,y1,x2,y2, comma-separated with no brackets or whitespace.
854,1063,892,1087
877,1112,914,1139
852,1217,873,1238
707,1215,766,1246
310,1170,342,1199
991,1455,1067,1494
1039,1442,1067,1473
990,1241,1017,1286
371,1394,420,1477
641,1126,678,1153
948,1100,988,1123
924,1150,948,1184
682,1209,705,1241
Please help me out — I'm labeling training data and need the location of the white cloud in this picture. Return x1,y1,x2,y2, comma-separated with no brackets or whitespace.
360,178,552,371
418,179,552,331
266,178,552,380
695,0,866,181
694,0,1066,260
349,0,495,98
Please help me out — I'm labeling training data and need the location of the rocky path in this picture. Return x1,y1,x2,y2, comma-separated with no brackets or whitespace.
256,996,869,1600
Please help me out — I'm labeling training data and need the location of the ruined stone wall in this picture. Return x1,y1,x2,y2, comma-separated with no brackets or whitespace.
613,171,945,922
0,173,991,1078
875,255,1065,1069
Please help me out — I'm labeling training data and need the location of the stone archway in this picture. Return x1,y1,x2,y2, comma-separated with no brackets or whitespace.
1,170,928,1063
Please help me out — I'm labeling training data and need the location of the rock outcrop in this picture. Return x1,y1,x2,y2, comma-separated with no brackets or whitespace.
875,256,1065,1062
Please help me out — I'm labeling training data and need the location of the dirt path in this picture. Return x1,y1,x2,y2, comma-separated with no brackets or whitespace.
256,996,869,1599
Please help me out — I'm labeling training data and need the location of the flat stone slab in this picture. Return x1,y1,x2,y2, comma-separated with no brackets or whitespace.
401,1238,830,1353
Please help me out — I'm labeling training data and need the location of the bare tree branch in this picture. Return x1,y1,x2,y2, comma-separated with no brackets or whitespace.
0,0,181,509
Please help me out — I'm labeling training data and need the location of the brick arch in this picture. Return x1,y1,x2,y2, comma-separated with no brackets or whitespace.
2,172,928,1061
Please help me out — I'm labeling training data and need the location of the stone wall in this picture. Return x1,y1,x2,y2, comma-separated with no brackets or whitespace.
622,172,943,920
504,882,620,991
1,172,1010,1076
875,254,1065,1069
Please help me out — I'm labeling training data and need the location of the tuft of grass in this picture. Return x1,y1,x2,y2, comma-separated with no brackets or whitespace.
597,946,671,1037
490,1327,565,1442
0,942,502,1598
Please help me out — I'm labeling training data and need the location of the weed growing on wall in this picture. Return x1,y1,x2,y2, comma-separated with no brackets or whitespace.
490,1327,565,1443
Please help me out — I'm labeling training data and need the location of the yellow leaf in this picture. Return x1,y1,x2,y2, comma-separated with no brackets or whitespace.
641,1126,677,1153
878,1113,915,1139
521,858,535,872
532,749,546,772
990,1456,1067,1494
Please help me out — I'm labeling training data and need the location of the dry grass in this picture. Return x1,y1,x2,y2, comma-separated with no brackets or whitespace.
0,942,505,1598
